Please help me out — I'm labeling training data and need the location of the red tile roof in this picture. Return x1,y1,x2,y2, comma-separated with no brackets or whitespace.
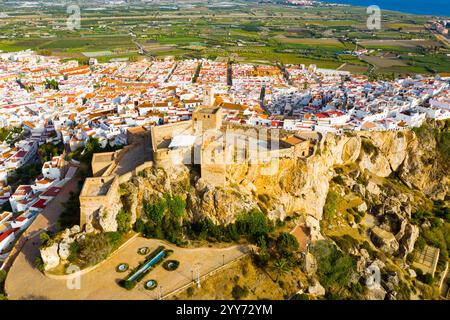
31,199,47,209
40,187,61,198
0,228,19,242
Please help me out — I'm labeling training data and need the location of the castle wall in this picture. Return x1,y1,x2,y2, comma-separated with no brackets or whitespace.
150,121,193,152
79,176,120,229
154,147,192,169
201,163,226,186
91,152,116,177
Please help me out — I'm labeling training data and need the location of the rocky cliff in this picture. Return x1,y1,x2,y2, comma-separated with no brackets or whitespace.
40,121,449,274
122,121,448,239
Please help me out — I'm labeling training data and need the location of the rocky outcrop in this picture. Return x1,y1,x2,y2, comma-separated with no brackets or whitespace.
98,205,120,232
40,225,84,271
121,125,448,241
307,280,325,296
370,226,399,254
399,224,420,258
41,242,60,271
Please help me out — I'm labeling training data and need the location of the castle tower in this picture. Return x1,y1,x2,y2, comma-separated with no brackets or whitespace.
203,86,215,107
192,106,223,134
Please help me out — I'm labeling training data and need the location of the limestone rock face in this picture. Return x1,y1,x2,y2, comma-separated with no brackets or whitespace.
41,242,60,271
308,280,325,296
304,252,317,275
370,226,399,254
98,205,119,233
39,227,84,271
122,125,448,241
399,224,420,258
58,237,75,260
366,286,387,300
398,128,449,200
366,181,381,196
357,201,368,213
359,152,392,178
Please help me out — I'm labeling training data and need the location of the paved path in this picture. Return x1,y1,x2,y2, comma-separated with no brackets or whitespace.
6,236,248,300
4,169,83,296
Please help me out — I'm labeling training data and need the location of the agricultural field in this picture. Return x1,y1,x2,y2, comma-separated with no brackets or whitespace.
0,0,449,75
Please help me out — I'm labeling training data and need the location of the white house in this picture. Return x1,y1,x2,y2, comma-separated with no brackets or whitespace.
31,177,57,194
9,211,38,231
42,155,64,180
9,185,34,213
0,228,19,252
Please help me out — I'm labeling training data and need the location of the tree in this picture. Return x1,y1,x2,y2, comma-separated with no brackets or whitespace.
166,195,186,219
226,223,240,242
116,209,131,234
276,232,299,258
310,240,356,291
58,190,80,229
235,209,272,242
80,137,102,163
134,218,145,233
44,79,59,90
144,199,167,224
39,232,51,247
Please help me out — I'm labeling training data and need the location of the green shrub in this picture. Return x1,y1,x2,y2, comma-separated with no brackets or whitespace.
323,191,339,220
116,209,131,234
187,286,194,297
74,233,113,268
310,240,356,291
134,218,145,233
122,280,135,290
235,208,273,242
418,272,433,285
361,139,379,159
292,293,309,300
0,270,6,285
332,235,359,253
334,167,344,175
39,232,51,247
276,232,299,257
231,285,249,300
34,256,45,272
332,175,345,185
105,232,123,249
166,194,186,218
143,198,167,224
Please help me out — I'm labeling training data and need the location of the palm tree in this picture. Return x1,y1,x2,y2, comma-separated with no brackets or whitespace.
273,258,290,282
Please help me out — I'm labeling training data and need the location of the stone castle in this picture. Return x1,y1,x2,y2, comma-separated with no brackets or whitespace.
79,92,311,232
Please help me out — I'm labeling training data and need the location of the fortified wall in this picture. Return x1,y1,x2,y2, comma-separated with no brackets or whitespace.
80,142,152,232
149,105,314,187
79,175,121,232
79,105,316,231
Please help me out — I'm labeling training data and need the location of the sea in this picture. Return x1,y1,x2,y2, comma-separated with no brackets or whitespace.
320,0,450,17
